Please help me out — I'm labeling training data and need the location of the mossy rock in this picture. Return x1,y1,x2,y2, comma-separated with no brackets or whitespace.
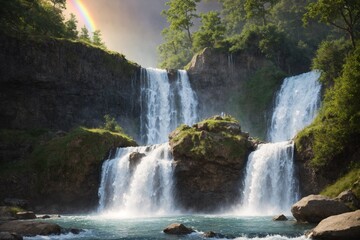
169,115,253,212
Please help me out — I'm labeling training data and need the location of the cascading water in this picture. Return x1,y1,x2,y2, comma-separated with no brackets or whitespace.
140,68,198,145
98,68,198,217
239,71,321,215
269,71,322,142
98,143,175,217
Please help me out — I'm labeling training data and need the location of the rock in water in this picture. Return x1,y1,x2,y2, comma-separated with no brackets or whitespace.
163,223,194,235
0,221,61,236
169,115,253,212
273,214,288,221
15,211,36,220
203,231,225,238
291,195,351,223
307,210,360,240
0,232,23,240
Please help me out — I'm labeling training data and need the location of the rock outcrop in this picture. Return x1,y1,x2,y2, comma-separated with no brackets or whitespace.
307,210,360,240
170,115,253,211
163,223,194,235
0,33,141,136
0,221,61,236
291,195,351,223
187,48,285,139
15,212,36,220
273,214,288,221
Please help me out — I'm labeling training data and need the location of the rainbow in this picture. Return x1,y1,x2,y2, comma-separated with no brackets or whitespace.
68,0,96,32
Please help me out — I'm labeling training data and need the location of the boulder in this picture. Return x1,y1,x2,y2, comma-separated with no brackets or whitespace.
291,195,351,223
169,116,253,211
203,231,225,238
0,221,61,236
0,232,23,240
273,214,288,221
15,211,36,220
129,152,145,168
163,223,194,235
306,210,360,240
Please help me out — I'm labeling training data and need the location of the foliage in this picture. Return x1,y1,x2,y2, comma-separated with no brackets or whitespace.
193,11,226,52
304,0,360,47
64,13,78,39
158,28,193,69
0,0,107,48
321,166,360,200
219,0,246,35
297,45,360,168
162,0,200,43
92,30,106,48
244,0,279,25
312,39,352,86
102,114,123,133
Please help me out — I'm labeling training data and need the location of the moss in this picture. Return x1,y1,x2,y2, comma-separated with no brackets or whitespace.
171,116,248,161
321,167,360,199
29,127,136,184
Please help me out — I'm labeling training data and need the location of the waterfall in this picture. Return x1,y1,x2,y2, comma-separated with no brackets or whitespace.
98,143,175,217
140,68,198,144
269,71,322,142
239,71,321,215
98,68,198,217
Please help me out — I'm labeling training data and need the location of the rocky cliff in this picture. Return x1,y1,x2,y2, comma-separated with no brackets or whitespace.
187,48,285,139
169,115,254,212
0,34,141,137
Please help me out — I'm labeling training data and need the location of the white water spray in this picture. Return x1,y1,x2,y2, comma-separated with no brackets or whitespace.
98,143,175,217
140,68,198,144
269,71,322,142
239,71,321,215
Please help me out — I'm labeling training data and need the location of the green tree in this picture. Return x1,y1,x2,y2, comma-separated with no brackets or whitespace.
304,0,360,47
49,0,66,9
244,0,279,25
162,0,200,43
193,11,226,52
64,13,78,39
79,26,90,42
103,115,123,133
92,30,106,48
219,0,246,35
312,39,352,86
158,28,193,69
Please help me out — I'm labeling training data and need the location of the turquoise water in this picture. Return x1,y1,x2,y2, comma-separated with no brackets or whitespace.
24,215,314,240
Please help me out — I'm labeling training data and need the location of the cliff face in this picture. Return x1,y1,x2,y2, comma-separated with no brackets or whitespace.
187,48,285,139
0,34,141,137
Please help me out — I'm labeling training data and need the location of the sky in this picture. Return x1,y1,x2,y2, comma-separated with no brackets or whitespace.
65,0,220,68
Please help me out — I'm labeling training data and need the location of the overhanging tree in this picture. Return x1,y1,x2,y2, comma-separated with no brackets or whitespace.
304,0,360,47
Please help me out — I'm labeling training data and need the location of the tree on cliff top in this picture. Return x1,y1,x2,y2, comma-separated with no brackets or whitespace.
304,0,360,48
162,0,201,44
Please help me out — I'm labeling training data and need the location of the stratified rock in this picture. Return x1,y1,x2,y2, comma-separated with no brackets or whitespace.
291,195,351,223
306,210,360,240
336,190,360,209
273,214,288,221
15,211,36,220
0,232,23,240
163,223,194,235
0,221,61,236
169,116,253,212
